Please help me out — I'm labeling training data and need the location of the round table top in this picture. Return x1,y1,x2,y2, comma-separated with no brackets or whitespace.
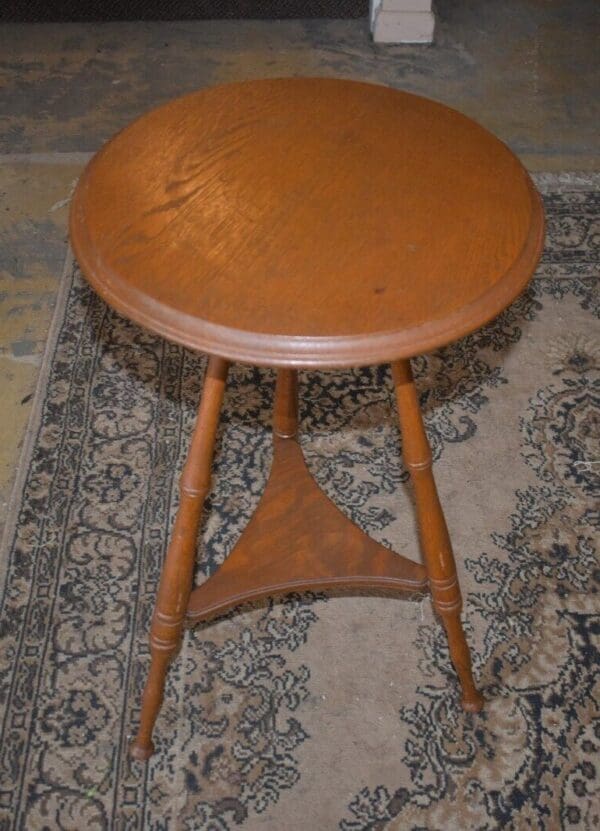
70,77,544,368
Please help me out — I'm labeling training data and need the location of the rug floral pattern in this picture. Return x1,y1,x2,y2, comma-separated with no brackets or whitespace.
0,175,598,830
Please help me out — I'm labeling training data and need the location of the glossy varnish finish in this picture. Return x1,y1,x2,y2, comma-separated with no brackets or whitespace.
392,360,483,712
186,370,428,626
68,78,544,761
130,356,229,760
70,77,545,368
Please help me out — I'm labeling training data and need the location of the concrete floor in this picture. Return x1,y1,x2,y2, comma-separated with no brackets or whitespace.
0,0,599,531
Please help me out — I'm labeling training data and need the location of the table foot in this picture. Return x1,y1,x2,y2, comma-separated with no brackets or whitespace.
462,695,485,714
129,738,155,761
440,610,485,712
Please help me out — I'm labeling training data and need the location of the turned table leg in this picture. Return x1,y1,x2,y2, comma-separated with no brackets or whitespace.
130,355,230,760
392,359,484,712
274,369,299,439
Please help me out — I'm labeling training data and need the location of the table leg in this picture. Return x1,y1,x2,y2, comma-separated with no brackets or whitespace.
130,355,230,760
391,359,484,712
274,368,298,438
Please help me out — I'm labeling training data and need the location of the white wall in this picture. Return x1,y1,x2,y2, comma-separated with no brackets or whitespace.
370,0,435,44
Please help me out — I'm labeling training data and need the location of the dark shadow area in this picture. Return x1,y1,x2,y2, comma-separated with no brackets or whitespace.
1,0,369,23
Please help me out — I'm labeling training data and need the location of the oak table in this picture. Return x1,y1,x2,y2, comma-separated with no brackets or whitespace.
69,78,545,760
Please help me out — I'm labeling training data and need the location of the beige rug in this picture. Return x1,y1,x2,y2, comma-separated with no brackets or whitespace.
0,173,598,830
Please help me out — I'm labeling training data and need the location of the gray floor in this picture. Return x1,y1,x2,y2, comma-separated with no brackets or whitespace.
0,0,598,530
1,1,599,162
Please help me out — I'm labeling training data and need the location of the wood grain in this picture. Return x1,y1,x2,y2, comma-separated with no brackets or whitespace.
392,358,483,712
273,369,299,438
71,79,547,758
70,77,545,368
186,433,428,624
130,355,229,760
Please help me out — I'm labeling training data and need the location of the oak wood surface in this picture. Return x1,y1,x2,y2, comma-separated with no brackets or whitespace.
392,359,483,712
71,80,547,759
130,355,229,761
186,433,428,624
273,368,299,438
70,77,545,368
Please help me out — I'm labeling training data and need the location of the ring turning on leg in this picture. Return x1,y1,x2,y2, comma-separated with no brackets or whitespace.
130,356,230,760
392,359,484,713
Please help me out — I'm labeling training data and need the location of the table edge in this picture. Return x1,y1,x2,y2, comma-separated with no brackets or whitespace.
70,176,545,368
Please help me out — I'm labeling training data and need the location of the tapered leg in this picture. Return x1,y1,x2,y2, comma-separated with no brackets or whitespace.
392,359,483,712
274,369,299,438
130,356,230,760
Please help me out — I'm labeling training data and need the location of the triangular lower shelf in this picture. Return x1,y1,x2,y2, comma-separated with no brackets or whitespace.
186,436,429,624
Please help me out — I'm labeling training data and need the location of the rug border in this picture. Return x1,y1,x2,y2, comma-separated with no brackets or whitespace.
533,170,600,190
0,248,74,602
0,169,598,601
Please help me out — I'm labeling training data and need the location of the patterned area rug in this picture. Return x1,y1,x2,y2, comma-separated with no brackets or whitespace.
0,173,598,830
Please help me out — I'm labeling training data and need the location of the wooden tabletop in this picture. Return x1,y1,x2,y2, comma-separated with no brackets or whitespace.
70,78,544,368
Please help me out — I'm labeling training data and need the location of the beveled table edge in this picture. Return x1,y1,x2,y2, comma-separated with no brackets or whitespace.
69,100,545,369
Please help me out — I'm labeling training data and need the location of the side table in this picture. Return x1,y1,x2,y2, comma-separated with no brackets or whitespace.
69,78,545,760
